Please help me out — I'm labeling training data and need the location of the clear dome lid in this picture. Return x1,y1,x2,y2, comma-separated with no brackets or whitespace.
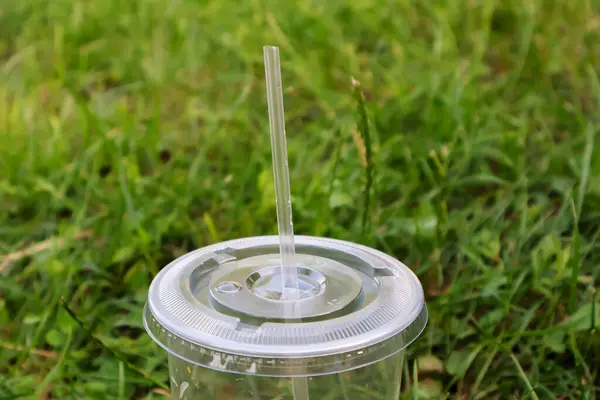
144,236,427,377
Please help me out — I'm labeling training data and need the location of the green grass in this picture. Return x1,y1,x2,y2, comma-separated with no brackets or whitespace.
1,0,599,398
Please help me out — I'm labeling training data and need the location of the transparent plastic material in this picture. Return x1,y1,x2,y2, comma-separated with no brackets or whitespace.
167,351,404,400
144,236,427,397
264,45,297,295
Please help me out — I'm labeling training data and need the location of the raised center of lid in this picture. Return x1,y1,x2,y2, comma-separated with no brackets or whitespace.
245,266,326,300
207,254,364,320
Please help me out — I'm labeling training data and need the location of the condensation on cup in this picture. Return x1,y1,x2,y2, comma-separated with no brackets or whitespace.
144,236,427,399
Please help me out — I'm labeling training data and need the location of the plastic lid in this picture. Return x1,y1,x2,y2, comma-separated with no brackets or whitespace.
143,236,427,377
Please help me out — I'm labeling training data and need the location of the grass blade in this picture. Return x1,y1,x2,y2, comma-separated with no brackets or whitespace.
119,361,126,400
35,327,72,397
59,299,169,391
471,346,498,395
509,353,540,400
577,124,595,216
569,199,581,314
352,78,374,236
412,360,419,400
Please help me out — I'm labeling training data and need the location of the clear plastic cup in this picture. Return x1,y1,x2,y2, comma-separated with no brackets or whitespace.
144,236,427,399
163,350,404,399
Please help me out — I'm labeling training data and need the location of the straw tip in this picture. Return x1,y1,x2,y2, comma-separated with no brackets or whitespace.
264,45,279,52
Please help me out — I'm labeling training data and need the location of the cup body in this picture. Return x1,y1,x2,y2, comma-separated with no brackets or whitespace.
167,351,404,400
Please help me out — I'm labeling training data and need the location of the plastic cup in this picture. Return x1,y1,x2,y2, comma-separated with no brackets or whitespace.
144,236,427,399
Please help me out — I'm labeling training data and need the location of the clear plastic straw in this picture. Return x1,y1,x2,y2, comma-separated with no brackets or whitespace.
264,45,308,400
263,46,298,299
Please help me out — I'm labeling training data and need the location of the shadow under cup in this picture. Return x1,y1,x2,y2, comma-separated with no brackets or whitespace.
143,236,427,399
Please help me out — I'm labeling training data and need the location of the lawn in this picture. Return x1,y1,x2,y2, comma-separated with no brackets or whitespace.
1,0,599,398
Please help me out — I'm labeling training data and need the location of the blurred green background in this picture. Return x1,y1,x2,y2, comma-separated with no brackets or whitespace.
1,0,599,398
